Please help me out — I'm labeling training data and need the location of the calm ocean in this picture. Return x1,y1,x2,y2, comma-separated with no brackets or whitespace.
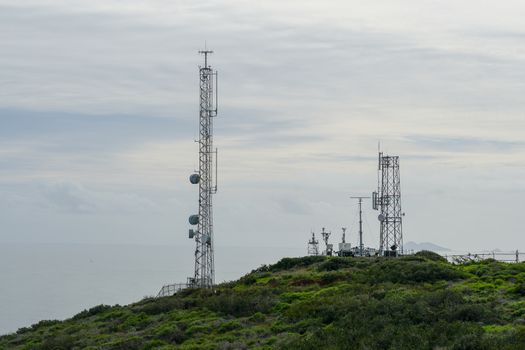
0,243,304,335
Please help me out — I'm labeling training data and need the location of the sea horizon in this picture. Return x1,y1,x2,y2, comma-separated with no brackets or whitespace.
0,242,305,335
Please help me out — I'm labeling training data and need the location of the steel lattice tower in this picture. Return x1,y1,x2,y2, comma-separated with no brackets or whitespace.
188,50,218,288
307,232,319,256
372,152,403,256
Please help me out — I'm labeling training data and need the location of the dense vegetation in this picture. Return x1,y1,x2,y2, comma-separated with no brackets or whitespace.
1,251,525,349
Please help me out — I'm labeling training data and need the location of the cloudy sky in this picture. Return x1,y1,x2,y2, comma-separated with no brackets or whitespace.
1,0,524,251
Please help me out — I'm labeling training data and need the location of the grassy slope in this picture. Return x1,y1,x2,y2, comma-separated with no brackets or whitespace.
1,251,525,350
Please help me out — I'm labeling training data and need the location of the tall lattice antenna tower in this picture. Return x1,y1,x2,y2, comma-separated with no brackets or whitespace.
188,49,219,288
307,232,319,256
372,150,403,256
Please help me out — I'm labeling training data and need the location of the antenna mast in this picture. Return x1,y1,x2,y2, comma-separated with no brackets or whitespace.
188,49,219,288
372,149,403,256
350,196,370,256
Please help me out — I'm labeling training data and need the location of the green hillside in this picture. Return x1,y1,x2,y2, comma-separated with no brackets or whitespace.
1,252,525,349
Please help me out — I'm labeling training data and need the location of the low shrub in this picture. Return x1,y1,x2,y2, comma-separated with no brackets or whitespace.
319,271,348,285
219,320,242,333
154,323,186,343
120,312,152,331
269,256,326,272
317,257,356,271
415,250,448,263
37,334,77,350
143,339,168,350
368,259,465,284
238,274,257,285
106,336,144,350
136,296,186,315
26,320,61,333
510,282,525,296
204,289,277,317
72,304,113,320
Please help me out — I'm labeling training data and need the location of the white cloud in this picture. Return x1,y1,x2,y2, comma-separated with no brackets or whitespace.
0,0,524,250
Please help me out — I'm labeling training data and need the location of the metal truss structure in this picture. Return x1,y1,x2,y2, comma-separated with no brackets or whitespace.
372,152,403,256
307,232,320,256
188,50,218,288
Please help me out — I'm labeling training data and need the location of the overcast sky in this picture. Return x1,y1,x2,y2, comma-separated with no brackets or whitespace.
1,0,524,251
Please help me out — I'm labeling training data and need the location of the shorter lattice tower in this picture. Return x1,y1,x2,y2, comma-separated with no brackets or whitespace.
307,232,319,256
320,227,333,256
372,150,403,256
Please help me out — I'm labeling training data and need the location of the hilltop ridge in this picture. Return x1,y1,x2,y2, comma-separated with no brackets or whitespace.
1,251,524,349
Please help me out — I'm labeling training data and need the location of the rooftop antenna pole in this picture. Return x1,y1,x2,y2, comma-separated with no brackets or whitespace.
350,196,370,256
341,227,347,244
188,48,219,288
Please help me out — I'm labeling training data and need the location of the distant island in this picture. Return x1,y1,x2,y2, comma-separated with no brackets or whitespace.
1,251,524,349
404,241,451,252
